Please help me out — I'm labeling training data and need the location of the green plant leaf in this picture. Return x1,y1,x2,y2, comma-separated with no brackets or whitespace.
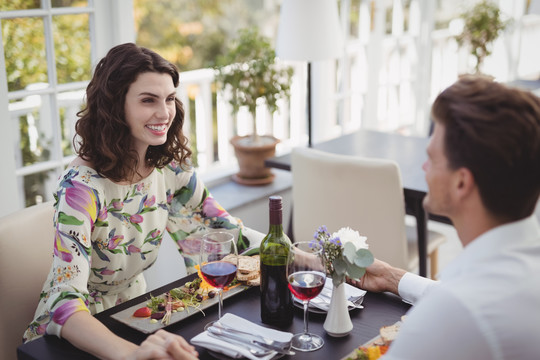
343,242,357,262
333,257,348,277
346,264,366,280
354,249,374,267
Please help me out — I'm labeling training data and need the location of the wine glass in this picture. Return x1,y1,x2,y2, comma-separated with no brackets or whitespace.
199,231,237,329
287,241,326,351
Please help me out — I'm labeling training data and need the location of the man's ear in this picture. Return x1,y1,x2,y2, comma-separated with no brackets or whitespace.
453,167,476,200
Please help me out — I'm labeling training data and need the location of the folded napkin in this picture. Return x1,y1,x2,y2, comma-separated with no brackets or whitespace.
191,313,293,360
295,278,366,312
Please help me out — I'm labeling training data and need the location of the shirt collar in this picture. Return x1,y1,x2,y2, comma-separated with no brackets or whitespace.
439,215,540,281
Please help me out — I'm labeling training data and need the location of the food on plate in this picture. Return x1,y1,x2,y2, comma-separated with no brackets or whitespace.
345,345,389,360
132,306,152,318
223,254,260,285
134,255,260,324
342,319,404,360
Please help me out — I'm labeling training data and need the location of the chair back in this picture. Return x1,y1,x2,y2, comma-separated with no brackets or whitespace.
291,147,409,269
0,201,55,360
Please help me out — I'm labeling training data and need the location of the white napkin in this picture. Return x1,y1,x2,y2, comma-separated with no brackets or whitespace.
191,313,293,360
295,278,366,312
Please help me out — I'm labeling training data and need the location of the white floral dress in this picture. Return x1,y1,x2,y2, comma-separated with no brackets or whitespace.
23,162,262,342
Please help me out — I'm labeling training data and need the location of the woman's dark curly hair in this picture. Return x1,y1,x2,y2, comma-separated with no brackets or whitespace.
74,42,191,182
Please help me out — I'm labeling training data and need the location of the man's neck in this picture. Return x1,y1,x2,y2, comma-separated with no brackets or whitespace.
452,209,506,247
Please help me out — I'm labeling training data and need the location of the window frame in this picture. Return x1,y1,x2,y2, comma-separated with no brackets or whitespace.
0,0,135,216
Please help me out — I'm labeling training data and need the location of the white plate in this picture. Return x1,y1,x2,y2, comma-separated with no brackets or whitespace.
110,284,249,334
292,278,365,314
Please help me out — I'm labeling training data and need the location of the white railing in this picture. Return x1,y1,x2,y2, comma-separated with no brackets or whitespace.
9,11,540,206
9,63,306,203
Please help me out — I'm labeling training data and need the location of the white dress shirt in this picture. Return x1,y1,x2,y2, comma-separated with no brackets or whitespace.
383,215,540,360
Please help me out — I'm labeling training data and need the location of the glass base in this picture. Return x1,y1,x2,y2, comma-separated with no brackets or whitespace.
203,320,216,331
291,332,324,352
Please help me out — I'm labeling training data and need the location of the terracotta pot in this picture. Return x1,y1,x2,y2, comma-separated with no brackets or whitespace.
230,135,279,185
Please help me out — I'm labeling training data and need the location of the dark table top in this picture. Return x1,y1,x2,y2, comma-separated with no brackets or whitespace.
18,273,411,360
266,129,451,225
266,129,430,196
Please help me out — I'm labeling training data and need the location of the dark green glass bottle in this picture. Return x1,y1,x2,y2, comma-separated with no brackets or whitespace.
260,196,294,326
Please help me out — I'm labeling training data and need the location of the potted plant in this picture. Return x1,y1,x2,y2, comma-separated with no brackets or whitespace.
455,0,509,74
215,27,293,185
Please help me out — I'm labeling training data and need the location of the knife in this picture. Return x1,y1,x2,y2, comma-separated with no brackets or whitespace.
207,326,296,356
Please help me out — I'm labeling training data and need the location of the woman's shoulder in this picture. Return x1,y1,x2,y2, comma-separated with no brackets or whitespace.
59,159,106,192
69,157,93,168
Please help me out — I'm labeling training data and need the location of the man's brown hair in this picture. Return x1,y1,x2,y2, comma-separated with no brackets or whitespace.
431,75,540,221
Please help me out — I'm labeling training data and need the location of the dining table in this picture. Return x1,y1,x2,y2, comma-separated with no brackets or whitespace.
17,272,411,360
264,129,452,278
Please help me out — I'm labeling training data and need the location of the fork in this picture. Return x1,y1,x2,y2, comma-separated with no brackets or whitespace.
213,321,292,349
206,331,273,357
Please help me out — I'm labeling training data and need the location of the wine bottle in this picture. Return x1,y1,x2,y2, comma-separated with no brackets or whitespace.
260,195,294,326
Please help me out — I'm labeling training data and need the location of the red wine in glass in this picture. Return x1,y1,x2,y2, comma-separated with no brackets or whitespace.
201,261,238,288
288,271,325,301
199,231,237,329
287,241,326,352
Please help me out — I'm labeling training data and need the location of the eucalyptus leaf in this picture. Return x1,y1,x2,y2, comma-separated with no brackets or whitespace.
343,242,357,262
346,264,366,280
354,248,374,267
331,272,345,286
333,257,347,276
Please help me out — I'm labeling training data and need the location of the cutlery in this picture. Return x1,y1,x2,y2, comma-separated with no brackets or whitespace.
317,292,364,309
213,321,293,349
208,325,296,356
206,331,273,357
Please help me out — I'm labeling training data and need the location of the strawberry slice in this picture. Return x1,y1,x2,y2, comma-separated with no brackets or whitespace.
133,306,152,318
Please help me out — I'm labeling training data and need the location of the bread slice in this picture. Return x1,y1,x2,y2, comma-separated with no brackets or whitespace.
238,255,259,273
237,270,259,281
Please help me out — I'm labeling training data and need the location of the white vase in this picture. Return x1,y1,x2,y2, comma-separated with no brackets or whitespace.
323,281,353,337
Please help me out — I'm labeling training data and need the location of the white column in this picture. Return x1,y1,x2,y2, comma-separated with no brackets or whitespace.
0,37,20,216
412,0,435,136
363,0,387,129
93,0,136,61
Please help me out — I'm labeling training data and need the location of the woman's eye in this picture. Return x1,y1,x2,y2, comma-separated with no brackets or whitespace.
167,96,176,102
142,98,154,103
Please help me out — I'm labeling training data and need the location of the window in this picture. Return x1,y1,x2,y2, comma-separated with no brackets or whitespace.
0,0,135,215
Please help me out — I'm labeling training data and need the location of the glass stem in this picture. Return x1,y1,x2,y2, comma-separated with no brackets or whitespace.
218,289,223,319
303,300,309,335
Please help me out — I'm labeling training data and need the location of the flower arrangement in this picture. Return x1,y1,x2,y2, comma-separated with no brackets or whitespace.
314,226,374,286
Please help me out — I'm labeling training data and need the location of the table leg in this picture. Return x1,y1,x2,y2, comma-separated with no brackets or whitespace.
414,197,428,278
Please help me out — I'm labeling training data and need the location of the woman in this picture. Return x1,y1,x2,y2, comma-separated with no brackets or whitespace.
23,43,263,359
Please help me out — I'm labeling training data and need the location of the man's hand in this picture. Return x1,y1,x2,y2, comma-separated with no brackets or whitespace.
347,258,406,295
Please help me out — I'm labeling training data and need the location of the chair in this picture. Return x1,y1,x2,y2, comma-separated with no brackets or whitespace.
0,201,55,360
291,147,446,279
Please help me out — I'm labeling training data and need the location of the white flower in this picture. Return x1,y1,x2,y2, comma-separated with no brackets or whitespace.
332,227,369,251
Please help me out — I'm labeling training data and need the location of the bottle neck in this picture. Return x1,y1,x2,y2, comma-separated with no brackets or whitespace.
269,209,283,226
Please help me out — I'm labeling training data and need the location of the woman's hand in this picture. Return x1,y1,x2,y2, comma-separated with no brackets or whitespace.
127,330,199,360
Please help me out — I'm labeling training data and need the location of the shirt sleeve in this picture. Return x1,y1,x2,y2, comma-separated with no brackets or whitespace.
25,169,96,341
382,287,492,360
165,164,264,273
398,272,439,305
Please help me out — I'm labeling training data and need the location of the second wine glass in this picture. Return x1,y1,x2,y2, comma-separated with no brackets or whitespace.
287,241,326,352
199,231,237,329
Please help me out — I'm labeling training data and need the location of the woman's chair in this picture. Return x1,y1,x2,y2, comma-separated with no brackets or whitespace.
0,201,55,360
291,147,446,278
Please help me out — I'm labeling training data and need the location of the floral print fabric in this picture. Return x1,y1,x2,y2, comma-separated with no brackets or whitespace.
24,162,259,342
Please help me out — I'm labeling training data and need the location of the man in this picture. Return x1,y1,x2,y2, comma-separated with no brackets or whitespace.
349,75,540,359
